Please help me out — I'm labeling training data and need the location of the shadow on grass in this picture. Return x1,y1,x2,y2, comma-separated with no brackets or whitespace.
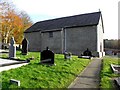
2,82,11,89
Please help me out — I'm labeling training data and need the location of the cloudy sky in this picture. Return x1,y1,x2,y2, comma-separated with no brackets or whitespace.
11,0,119,39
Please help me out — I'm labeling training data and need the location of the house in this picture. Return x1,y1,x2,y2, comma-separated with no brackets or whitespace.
24,11,105,57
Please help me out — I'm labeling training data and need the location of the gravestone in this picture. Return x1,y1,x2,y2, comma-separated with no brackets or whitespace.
114,77,120,88
10,79,20,86
64,51,72,59
83,48,92,56
40,47,55,65
22,38,28,55
111,64,120,74
9,37,16,59
19,44,21,50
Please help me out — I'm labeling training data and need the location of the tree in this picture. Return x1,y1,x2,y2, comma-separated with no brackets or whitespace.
104,39,119,49
15,11,32,44
0,0,32,44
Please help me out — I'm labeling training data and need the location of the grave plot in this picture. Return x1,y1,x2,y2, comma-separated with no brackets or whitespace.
0,37,30,72
0,59,28,67
10,79,20,86
0,58,28,72
111,64,120,74
100,56,120,88
111,64,120,88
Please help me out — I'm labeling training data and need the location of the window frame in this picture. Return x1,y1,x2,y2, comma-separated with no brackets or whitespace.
49,32,53,38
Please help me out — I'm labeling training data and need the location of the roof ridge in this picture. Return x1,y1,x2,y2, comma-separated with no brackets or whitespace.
37,11,101,23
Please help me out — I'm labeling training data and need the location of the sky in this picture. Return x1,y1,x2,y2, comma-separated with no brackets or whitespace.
10,0,119,39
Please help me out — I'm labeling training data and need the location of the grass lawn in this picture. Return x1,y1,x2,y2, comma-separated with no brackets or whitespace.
100,56,120,88
1,51,90,88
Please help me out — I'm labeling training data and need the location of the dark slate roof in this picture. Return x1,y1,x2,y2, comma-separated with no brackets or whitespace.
24,12,101,33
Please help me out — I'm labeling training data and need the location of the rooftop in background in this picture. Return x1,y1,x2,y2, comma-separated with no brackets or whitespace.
24,12,101,33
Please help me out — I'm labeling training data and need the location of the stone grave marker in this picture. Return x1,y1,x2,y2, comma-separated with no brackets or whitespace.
40,47,55,65
22,38,28,55
114,77,120,88
64,51,72,59
10,79,20,86
9,37,16,59
78,48,92,59
83,48,92,56
111,64,120,74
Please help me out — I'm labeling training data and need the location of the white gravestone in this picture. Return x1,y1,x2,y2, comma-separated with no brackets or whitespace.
9,37,16,59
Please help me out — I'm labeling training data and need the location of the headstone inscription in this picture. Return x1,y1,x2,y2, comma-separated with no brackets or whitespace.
21,38,28,55
9,37,16,58
40,47,54,65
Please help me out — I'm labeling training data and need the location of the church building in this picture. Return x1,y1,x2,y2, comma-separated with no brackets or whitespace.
24,11,105,57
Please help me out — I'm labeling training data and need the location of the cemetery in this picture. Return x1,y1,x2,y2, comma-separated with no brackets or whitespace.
0,38,91,88
1,49,120,89
0,9,119,88
1,0,119,88
0,51,90,88
0,37,29,67
0,37,119,89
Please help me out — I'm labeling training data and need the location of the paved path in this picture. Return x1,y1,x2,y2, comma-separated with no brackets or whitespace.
68,58,102,88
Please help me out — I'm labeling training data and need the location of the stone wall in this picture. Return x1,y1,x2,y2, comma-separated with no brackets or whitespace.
41,30,63,53
24,23,104,58
24,32,41,51
65,26,97,56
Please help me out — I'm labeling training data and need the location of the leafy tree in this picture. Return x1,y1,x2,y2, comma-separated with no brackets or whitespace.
0,0,32,44
16,11,33,44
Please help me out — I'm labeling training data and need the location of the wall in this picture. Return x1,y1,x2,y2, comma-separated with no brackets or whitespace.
24,32,41,51
65,26,97,56
97,16,105,57
41,30,63,53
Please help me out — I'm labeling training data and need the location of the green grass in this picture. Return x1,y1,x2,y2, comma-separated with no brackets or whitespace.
1,51,90,88
100,56,120,88
0,53,8,58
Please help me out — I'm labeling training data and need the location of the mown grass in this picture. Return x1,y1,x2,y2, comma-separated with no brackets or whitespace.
100,56,120,88
1,51,90,88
